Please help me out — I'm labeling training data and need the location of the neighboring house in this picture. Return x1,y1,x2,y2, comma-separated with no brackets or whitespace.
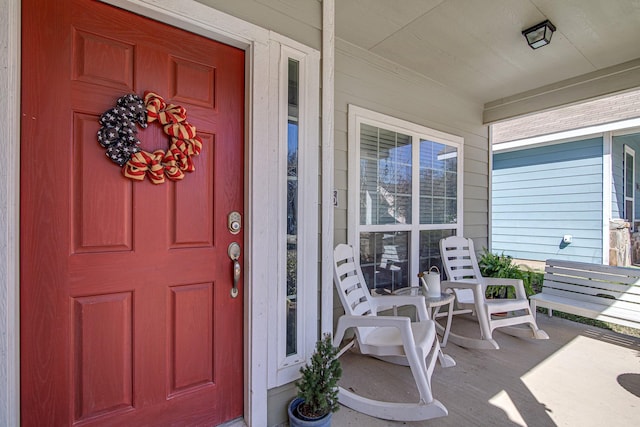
2,1,640,427
491,92,640,265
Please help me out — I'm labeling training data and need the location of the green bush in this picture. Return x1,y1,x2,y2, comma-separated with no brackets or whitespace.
295,334,342,419
478,249,541,298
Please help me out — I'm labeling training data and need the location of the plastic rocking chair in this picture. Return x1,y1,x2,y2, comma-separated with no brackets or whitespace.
332,243,455,421
439,236,549,349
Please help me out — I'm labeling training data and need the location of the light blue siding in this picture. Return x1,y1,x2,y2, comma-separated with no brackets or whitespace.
492,138,603,263
612,132,640,222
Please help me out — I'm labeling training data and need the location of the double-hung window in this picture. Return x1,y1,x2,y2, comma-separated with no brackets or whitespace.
348,106,463,293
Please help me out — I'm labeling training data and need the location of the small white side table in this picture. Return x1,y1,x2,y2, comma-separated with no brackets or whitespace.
393,287,455,347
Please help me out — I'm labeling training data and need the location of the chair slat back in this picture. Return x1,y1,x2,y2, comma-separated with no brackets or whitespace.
334,244,375,315
440,236,483,283
334,244,377,340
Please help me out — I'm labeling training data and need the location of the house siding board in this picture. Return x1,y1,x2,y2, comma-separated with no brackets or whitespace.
493,208,601,219
494,185,602,199
492,138,603,263
493,163,603,186
492,225,603,240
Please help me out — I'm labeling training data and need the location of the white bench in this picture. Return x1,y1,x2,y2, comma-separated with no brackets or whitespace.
530,259,640,330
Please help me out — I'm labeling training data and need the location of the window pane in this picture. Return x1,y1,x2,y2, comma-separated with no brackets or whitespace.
433,198,445,223
359,231,409,293
418,229,456,274
286,59,299,357
360,124,412,225
420,140,458,224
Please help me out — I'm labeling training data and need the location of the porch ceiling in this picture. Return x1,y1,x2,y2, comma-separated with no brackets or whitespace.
336,0,640,106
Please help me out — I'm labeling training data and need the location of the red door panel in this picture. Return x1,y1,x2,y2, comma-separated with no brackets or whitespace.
21,0,244,425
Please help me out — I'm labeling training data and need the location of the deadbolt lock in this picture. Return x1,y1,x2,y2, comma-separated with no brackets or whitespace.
228,211,241,234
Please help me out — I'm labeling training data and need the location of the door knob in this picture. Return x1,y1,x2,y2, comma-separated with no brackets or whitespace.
228,242,241,298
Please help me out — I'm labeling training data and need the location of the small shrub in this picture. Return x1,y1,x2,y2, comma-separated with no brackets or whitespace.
295,334,342,419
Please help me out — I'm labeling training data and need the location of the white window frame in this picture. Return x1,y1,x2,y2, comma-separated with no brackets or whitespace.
624,145,635,230
347,105,463,283
267,42,320,387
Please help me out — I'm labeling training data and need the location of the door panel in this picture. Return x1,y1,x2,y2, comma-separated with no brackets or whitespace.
21,0,244,425
73,293,134,419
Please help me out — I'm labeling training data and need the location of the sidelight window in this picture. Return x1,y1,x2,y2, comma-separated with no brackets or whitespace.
268,44,320,388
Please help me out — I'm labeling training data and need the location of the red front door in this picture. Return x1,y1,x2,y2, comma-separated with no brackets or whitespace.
21,0,244,425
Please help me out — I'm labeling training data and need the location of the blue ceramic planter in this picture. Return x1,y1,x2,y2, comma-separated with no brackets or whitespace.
288,398,332,427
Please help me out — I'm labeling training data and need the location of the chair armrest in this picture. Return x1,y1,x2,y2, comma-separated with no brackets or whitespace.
441,280,480,289
481,277,527,299
333,314,419,350
441,280,482,292
441,280,485,303
337,314,411,328
370,295,430,321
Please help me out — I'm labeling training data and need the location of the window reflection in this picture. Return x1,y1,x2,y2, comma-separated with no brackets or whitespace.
359,231,409,294
286,59,299,357
360,124,412,226
418,229,456,274
420,140,458,224
356,119,461,293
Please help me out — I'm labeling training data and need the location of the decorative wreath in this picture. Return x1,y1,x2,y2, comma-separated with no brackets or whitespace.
97,91,203,184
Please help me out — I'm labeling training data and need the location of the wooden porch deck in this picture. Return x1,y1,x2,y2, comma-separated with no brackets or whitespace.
333,315,640,426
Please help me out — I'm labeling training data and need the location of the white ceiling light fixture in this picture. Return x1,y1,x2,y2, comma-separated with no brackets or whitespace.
522,20,556,49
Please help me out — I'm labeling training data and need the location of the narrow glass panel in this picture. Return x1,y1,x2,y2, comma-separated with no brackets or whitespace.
625,152,634,198
286,59,299,357
359,231,409,293
360,124,412,225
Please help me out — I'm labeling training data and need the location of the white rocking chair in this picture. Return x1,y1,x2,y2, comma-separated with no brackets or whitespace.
332,243,455,421
439,236,549,349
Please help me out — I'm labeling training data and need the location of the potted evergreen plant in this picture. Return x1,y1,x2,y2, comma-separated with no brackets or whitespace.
288,334,342,426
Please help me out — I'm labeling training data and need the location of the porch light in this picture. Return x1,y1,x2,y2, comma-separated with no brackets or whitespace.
522,20,556,49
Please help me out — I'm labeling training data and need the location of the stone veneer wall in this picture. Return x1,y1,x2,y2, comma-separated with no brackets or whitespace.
610,219,631,266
